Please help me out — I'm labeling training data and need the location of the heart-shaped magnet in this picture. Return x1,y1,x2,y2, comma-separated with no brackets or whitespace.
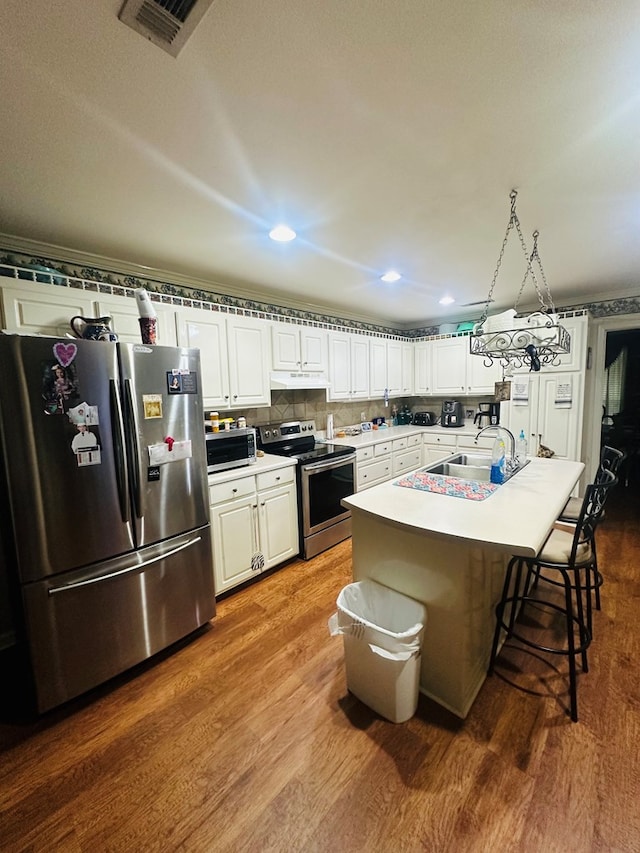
53,341,77,367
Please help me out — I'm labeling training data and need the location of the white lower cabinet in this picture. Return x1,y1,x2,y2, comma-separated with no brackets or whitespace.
356,443,392,490
392,434,422,476
358,433,426,488
255,469,299,570
422,433,457,465
209,465,298,595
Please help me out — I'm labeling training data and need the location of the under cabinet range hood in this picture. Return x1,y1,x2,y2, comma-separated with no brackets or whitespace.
269,371,330,390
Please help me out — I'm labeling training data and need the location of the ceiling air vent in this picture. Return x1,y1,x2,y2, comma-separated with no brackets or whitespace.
118,0,216,57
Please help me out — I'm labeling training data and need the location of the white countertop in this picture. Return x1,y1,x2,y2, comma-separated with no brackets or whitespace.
207,452,295,486
343,456,584,558
326,423,483,449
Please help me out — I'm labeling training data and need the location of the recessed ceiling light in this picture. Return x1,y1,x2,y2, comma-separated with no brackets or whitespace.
439,296,455,305
380,271,401,283
269,224,297,242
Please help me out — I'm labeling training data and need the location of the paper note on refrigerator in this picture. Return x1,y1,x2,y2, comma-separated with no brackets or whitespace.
148,440,192,465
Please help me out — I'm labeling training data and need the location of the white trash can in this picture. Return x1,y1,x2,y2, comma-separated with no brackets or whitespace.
328,579,426,723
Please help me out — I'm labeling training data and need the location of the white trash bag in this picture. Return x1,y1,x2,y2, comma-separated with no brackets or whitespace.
328,579,426,723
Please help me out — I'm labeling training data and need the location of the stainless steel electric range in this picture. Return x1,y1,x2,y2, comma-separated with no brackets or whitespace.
257,420,356,560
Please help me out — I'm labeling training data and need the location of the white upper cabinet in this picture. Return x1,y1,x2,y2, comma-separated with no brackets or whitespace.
226,315,271,408
0,278,181,345
431,335,503,396
369,337,388,397
1,279,98,337
414,340,433,395
271,324,327,372
431,337,468,395
328,331,369,401
387,339,414,396
176,309,230,408
176,310,270,410
547,315,587,372
95,293,178,346
466,346,503,394
370,338,414,398
401,341,414,395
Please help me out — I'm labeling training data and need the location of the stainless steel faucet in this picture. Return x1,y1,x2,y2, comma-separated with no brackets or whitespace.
475,425,517,470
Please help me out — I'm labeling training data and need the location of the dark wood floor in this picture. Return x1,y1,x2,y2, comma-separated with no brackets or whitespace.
1,486,639,852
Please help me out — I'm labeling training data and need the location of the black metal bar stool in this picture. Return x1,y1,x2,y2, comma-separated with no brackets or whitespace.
488,471,615,722
557,445,624,612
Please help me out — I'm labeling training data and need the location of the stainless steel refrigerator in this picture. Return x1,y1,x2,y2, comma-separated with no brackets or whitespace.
0,334,215,712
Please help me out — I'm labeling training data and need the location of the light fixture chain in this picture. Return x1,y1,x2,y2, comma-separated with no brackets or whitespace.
531,231,556,313
512,208,534,312
479,190,519,326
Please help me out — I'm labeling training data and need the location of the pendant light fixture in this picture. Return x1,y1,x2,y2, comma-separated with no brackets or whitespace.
469,190,570,372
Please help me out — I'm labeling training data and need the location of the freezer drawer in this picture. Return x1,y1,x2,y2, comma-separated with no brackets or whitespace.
21,526,215,712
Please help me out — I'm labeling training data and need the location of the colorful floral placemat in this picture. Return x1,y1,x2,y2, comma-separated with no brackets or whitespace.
394,471,498,501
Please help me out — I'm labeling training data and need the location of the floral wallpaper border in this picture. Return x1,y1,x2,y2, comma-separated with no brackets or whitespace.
0,247,637,339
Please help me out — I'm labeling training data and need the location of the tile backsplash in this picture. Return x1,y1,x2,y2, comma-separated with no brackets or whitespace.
224,391,494,431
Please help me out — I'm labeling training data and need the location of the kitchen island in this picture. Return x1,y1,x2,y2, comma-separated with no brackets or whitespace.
342,456,584,718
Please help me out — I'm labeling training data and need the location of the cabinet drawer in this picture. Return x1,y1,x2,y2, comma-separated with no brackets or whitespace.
357,446,374,462
209,475,256,505
393,449,422,476
407,433,422,448
374,441,392,457
424,433,454,444
393,437,408,451
256,466,295,491
357,458,392,489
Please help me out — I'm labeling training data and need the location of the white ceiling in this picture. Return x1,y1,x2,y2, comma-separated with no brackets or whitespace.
0,0,638,328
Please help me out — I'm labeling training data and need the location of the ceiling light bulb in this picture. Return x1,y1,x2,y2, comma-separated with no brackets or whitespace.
439,296,455,305
269,224,297,242
380,271,401,283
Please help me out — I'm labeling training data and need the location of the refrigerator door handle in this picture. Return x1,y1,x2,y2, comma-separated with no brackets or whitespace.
47,535,203,595
123,378,144,519
110,379,130,524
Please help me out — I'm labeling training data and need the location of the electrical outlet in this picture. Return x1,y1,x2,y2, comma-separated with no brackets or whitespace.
360,411,366,422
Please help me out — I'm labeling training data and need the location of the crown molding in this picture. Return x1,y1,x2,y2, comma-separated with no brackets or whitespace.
0,232,402,331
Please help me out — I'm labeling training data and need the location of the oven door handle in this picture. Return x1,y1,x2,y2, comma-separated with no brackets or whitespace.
301,453,356,473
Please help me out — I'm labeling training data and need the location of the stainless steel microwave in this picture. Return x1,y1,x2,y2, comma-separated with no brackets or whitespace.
205,427,257,474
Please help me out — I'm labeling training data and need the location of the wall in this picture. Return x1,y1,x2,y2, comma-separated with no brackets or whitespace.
235,391,492,433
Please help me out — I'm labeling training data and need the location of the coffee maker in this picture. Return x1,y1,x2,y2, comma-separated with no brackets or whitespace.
473,402,500,429
441,400,464,427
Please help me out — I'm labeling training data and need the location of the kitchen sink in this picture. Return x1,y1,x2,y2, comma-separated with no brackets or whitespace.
421,452,529,484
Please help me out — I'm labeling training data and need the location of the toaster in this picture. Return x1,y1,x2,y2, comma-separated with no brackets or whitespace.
413,411,437,427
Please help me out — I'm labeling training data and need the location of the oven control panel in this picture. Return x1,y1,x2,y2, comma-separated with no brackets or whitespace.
258,420,316,446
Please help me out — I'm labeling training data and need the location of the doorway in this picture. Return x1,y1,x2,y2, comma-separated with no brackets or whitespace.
601,329,640,487
585,314,640,504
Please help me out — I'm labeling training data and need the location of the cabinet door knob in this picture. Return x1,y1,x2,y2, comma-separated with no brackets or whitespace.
232,488,238,493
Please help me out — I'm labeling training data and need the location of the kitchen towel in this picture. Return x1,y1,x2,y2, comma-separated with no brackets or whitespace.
394,471,498,501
